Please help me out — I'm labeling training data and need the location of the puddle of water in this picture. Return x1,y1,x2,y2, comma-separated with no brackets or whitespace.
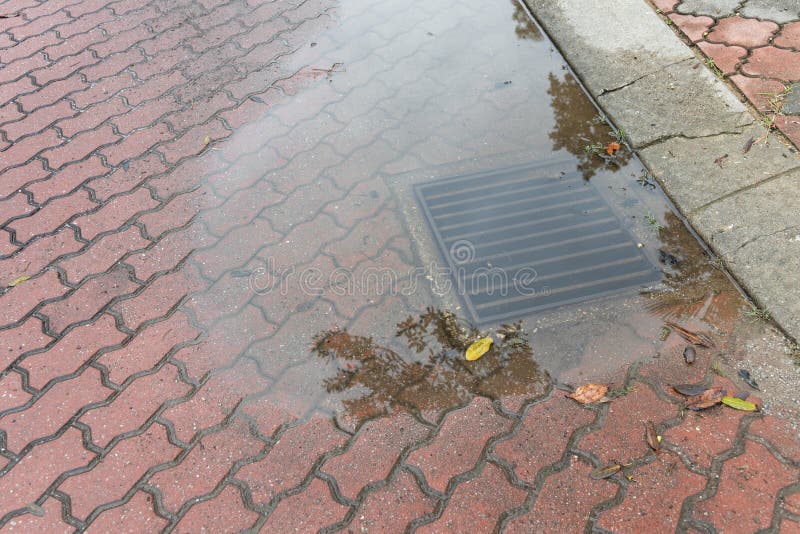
195,0,797,427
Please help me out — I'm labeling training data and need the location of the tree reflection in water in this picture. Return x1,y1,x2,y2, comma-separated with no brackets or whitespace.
510,0,542,41
547,72,632,180
312,308,550,424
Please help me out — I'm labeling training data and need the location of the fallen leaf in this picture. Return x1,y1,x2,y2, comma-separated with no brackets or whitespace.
738,368,760,390
714,154,728,168
8,275,31,287
465,337,493,361
721,395,758,411
606,142,621,155
685,387,724,411
590,464,621,480
672,383,708,396
645,421,661,451
665,322,715,348
203,135,211,146
568,383,609,404
743,137,755,154
683,345,696,364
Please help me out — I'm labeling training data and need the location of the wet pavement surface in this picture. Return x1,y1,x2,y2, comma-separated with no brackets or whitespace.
0,0,799,531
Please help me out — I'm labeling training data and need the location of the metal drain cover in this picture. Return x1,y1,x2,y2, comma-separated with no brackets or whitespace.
414,161,660,323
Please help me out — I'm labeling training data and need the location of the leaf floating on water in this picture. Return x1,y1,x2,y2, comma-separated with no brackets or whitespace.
672,383,708,396
590,464,621,480
568,383,609,404
665,322,715,348
606,142,621,155
465,337,492,361
645,421,661,451
8,275,31,287
738,368,760,390
685,387,724,411
721,395,758,411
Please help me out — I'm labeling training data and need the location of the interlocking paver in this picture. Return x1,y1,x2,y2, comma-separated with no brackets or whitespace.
27,157,106,203
149,418,262,513
3,497,72,533
351,469,437,532
418,462,527,533
58,226,148,284
259,477,349,533
695,440,799,531
161,358,265,443
321,412,430,500
0,427,94,515
597,454,707,532
235,415,346,505
494,395,595,484
407,397,512,493
0,270,69,326
1,366,111,453
85,490,168,533
80,363,190,447
0,228,82,288
96,310,199,385
57,423,181,520
19,313,126,390
1,0,799,530
39,265,138,333
506,458,617,533
172,484,258,533
0,317,52,372
0,372,32,414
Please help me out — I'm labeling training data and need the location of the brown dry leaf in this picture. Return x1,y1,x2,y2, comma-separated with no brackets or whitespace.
685,387,724,411
645,421,661,451
665,322,715,348
590,464,621,480
568,383,609,404
606,142,621,155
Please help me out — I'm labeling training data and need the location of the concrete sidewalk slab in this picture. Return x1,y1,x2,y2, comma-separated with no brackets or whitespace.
639,124,800,212
597,58,753,147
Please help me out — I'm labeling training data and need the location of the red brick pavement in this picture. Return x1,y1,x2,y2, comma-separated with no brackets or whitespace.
0,0,799,531
652,0,800,149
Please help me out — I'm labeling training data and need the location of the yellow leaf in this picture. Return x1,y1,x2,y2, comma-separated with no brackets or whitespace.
203,135,211,146
8,275,30,287
721,396,758,411
465,337,493,361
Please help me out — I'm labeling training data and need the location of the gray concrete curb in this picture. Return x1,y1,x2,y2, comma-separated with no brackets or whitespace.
522,0,800,341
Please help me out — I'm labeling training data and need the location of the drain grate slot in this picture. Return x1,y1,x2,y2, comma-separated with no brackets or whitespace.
414,161,660,323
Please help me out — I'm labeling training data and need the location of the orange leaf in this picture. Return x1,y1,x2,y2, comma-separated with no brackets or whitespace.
606,142,621,155
568,383,609,404
685,387,724,410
